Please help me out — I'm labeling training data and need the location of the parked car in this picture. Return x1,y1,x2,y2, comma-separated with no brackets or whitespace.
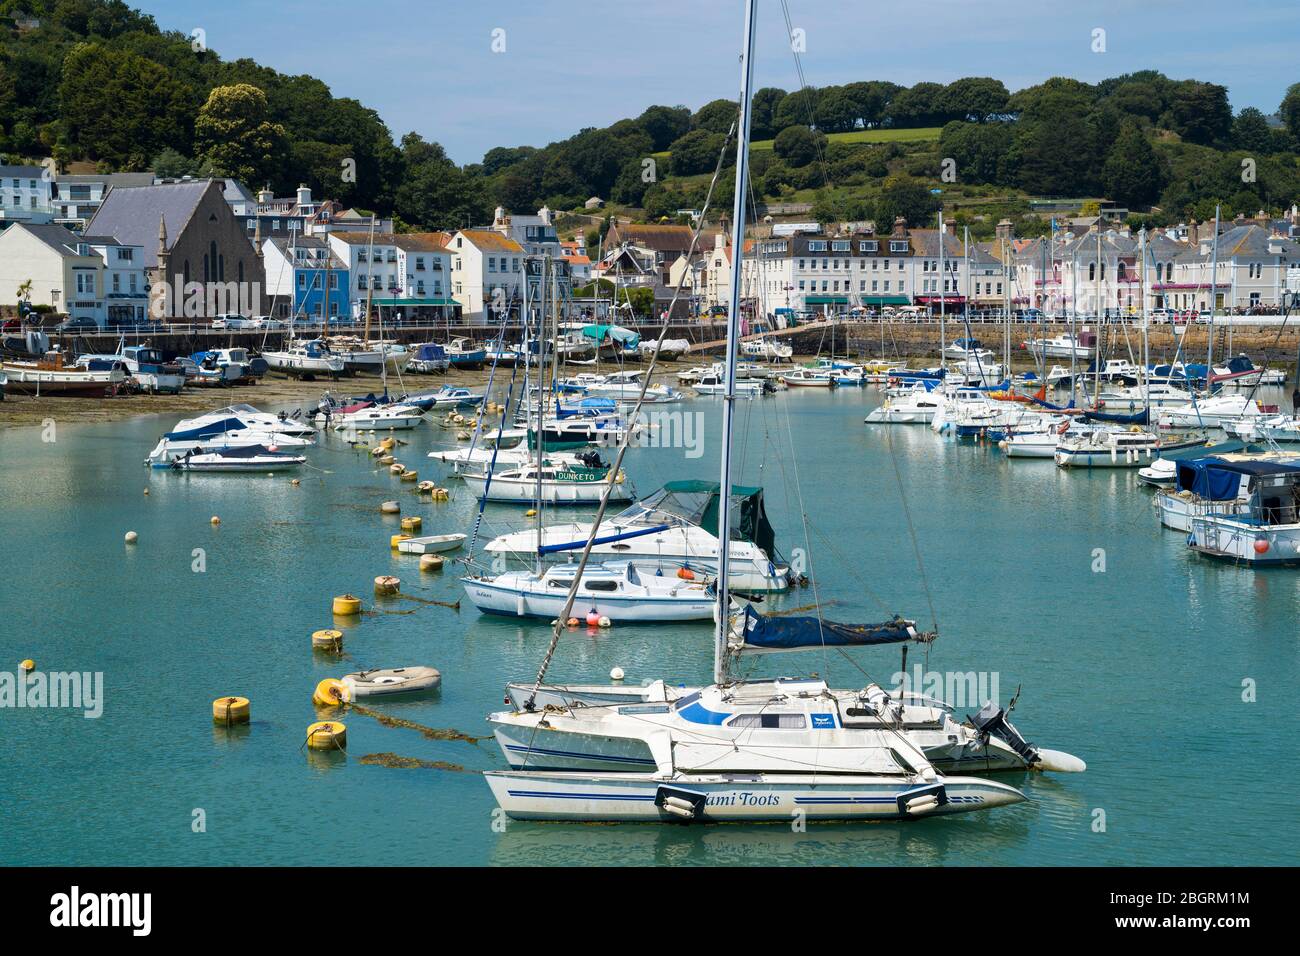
55,317,99,333
211,314,259,330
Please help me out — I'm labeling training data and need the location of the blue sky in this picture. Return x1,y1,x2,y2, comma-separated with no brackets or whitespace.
138,0,1297,165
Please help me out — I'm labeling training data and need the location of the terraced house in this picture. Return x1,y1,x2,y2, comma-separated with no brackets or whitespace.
447,228,525,322
326,232,457,323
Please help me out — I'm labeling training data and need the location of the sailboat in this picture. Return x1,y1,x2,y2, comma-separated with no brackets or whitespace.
483,4,1051,823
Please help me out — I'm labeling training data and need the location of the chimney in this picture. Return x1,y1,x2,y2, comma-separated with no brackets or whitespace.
944,219,956,237
892,216,907,237
995,218,1014,241
1188,219,1199,246
296,185,312,207
257,186,274,204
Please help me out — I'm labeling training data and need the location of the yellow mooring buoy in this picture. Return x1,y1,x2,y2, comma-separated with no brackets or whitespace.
306,720,346,751
313,678,351,707
311,629,343,652
19,659,36,674
332,594,362,616
419,554,444,572
374,575,401,597
212,696,250,725
401,516,422,533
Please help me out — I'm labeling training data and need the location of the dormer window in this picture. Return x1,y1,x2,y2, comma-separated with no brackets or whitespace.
890,241,908,253
860,240,879,252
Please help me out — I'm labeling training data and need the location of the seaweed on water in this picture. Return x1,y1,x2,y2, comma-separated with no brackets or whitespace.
347,702,489,744
358,752,469,772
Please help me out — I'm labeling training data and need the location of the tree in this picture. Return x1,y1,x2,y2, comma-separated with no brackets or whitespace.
151,147,195,178
58,42,196,167
814,86,858,132
1279,83,1300,136
886,82,946,127
843,81,895,129
1013,96,1099,195
751,87,787,140
1232,107,1275,154
939,77,1009,123
1168,81,1232,146
692,98,737,135
773,88,819,133
874,175,939,227
637,105,691,151
1101,121,1165,208
772,125,823,167
194,83,288,185
392,133,490,230
0,60,16,134
667,129,726,176
939,121,1014,184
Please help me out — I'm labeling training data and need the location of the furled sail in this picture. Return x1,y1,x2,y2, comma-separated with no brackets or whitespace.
732,604,933,655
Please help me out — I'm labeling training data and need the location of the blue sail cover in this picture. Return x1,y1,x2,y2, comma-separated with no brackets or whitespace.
1176,457,1300,500
1083,408,1149,424
163,417,248,440
738,604,929,652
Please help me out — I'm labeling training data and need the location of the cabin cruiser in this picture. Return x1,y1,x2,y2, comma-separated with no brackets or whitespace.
1054,427,1161,468
864,382,943,424
1185,459,1300,564
407,343,451,374
1021,331,1094,360
428,429,582,475
559,370,681,403
1157,394,1268,429
120,346,186,394
941,337,993,363
173,404,316,438
463,560,716,622
403,384,483,409
146,408,315,466
262,340,345,379
741,337,793,361
483,481,792,593
329,400,425,431
694,369,764,396
1224,415,1300,443
443,337,486,369
779,368,834,387
1094,382,1193,410
461,455,633,505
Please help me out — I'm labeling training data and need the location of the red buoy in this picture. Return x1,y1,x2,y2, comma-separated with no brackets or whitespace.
1254,539,1270,554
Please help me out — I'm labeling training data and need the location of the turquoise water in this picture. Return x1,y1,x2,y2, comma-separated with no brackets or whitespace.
1,386,1295,866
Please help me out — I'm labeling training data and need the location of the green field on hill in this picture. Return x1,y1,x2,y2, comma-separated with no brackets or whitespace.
750,127,943,150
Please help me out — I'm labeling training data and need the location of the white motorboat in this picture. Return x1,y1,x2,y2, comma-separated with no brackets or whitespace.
120,345,187,394
1183,458,1300,563
146,426,313,467
168,444,306,472
1138,458,1177,487
341,666,441,699
941,337,992,362
1158,394,1267,429
395,533,467,555
406,385,484,408
324,337,411,376
462,459,634,505
483,481,791,593
1054,427,1161,468
428,429,581,475
172,404,317,438
1021,331,1094,360
262,340,345,379
741,337,792,361
407,343,452,373
1224,414,1300,443
561,370,680,403
463,561,716,622
1095,382,1193,410
779,368,834,388
693,370,762,396
864,383,942,424
331,402,425,431
444,336,486,369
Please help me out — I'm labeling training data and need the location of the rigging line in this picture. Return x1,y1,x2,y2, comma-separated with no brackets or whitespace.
524,121,739,707
882,424,941,637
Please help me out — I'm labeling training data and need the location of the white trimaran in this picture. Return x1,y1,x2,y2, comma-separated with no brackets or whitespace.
483,0,1081,823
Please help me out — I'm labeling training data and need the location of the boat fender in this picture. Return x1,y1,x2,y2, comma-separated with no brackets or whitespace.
598,616,612,628
662,796,696,819
586,610,600,626
906,794,940,815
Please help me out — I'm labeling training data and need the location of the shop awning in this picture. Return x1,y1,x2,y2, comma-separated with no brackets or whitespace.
805,295,849,305
370,297,458,307
860,295,911,305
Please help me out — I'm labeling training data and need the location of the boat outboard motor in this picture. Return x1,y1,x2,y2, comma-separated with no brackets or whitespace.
969,701,1041,767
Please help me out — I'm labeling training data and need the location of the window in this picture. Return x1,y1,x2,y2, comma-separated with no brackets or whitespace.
488,257,496,272
298,273,306,289
727,713,806,729
831,240,849,251
860,240,879,252
890,241,908,253
807,240,827,252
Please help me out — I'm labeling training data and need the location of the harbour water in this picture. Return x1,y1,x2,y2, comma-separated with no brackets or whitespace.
1,386,1295,866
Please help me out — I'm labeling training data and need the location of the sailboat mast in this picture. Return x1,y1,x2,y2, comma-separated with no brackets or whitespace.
1140,227,1150,411
937,210,946,360
362,216,377,342
713,0,757,686
1207,204,1221,380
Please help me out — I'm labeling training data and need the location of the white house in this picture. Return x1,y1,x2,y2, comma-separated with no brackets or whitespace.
490,205,561,257
0,222,108,324
52,173,156,230
85,235,149,325
327,231,455,322
447,229,526,323
0,164,54,229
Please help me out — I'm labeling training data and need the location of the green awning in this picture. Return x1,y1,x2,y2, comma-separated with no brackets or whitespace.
805,295,849,305
370,297,458,306
861,295,910,305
